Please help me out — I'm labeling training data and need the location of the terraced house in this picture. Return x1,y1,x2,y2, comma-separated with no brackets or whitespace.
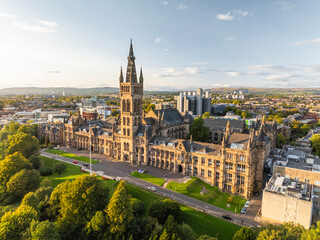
62,42,276,199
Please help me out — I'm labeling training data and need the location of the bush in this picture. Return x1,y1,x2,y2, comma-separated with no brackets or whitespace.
130,198,145,216
53,163,66,174
39,166,53,176
28,155,41,169
227,196,234,203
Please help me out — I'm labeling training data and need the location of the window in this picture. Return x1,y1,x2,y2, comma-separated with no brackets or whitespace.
208,170,212,177
216,172,220,179
228,173,232,182
194,167,198,174
315,181,320,186
305,179,310,183
208,159,212,166
227,185,232,191
201,169,205,176
201,158,206,165
216,160,220,167
294,177,300,181
229,163,233,170
194,157,198,163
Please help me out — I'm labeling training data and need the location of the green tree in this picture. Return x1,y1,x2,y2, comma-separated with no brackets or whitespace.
7,132,40,159
301,221,320,239
107,180,134,239
197,235,218,240
53,163,66,174
163,215,179,238
149,199,168,225
29,220,60,240
0,205,37,240
162,199,181,223
6,169,40,199
130,197,145,216
146,104,156,112
28,154,41,169
178,223,195,240
85,211,108,240
159,229,170,240
0,152,32,186
276,133,287,148
202,112,210,119
21,192,40,212
233,227,255,240
49,175,108,239
189,117,210,143
311,134,320,156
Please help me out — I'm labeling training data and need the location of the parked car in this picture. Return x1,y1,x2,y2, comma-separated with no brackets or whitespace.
222,214,232,220
244,201,250,208
138,168,145,173
240,207,248,214
147,186,157,192
72,161,78,164
82,163,89,167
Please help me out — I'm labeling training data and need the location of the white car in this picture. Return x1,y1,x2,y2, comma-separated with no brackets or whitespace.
147,186,157,192
244,201,250,208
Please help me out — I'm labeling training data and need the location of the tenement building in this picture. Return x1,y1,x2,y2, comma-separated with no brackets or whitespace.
61,42,275,199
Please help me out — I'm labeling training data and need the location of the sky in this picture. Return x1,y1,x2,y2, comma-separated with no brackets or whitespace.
0,0,320,90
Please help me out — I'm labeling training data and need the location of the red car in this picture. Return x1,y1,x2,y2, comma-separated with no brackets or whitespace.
72,161,78,164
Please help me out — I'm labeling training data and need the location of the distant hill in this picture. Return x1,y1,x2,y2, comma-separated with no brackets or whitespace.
1,86,320,96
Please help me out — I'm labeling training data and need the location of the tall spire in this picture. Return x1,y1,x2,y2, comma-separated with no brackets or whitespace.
119,66,124,83
126,39,138,83
139,67,144,83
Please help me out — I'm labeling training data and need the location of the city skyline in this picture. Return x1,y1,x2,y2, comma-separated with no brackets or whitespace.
1,0,320,90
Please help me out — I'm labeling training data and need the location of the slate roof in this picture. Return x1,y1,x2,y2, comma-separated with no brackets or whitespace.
203,119,245,132
154,109,184,126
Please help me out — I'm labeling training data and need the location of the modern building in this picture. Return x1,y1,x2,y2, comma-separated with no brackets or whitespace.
176,88,211,116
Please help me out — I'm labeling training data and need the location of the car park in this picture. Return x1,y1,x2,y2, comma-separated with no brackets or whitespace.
240,206,248,214
222,214,232,220
147,186,157,192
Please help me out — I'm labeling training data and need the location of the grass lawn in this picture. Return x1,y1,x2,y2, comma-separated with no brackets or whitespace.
46,149,99,164
166,177,246,213
131,171,166,186
41,156,88,187
127,183,240,240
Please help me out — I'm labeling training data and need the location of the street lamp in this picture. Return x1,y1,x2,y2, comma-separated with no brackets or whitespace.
89,125,92,175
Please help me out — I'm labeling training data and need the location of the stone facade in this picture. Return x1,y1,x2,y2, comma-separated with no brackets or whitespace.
60,42,276,199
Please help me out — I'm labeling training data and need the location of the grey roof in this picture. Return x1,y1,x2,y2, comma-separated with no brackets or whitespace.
154,109,184,126
203,119,245,132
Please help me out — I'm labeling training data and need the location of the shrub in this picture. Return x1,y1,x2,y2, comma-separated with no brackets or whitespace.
53,163,66,174
39,166,53,176
227,196,234,203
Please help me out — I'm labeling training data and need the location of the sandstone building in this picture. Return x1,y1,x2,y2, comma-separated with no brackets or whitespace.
61,42,276,199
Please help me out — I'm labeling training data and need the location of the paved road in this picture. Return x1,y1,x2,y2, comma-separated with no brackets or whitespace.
41,149,260,227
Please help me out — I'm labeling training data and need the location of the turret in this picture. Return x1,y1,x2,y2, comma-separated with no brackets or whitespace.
139,67,144,84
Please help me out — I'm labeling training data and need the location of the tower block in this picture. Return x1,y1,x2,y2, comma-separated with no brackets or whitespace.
119,40,144,163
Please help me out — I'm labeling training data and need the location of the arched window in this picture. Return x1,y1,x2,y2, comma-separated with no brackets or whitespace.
122,100,126,112
127,117,130,126
127,100,130,112
123,128,126,135
127,129,130,136
123,117,126,125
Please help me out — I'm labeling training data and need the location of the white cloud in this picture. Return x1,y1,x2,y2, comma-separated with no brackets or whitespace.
178,3,187,10
0,12,16,18
216,9,250,21
226,36,235,41
161,1,168,5
265,74,290,81
13,21,56,33
216,12,234,21
226,71,242,77
249,64,286,72
302,65,320,73
274,1,294,11
291,38,320,46
154,37,167,44
37,20,58,27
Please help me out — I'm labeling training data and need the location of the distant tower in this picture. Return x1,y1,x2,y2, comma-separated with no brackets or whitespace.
119,40,144,163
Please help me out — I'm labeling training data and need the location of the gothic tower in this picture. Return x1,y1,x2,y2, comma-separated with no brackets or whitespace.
119,40,143,163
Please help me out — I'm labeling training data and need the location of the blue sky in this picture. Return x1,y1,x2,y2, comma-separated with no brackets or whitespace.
0,0,320,90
